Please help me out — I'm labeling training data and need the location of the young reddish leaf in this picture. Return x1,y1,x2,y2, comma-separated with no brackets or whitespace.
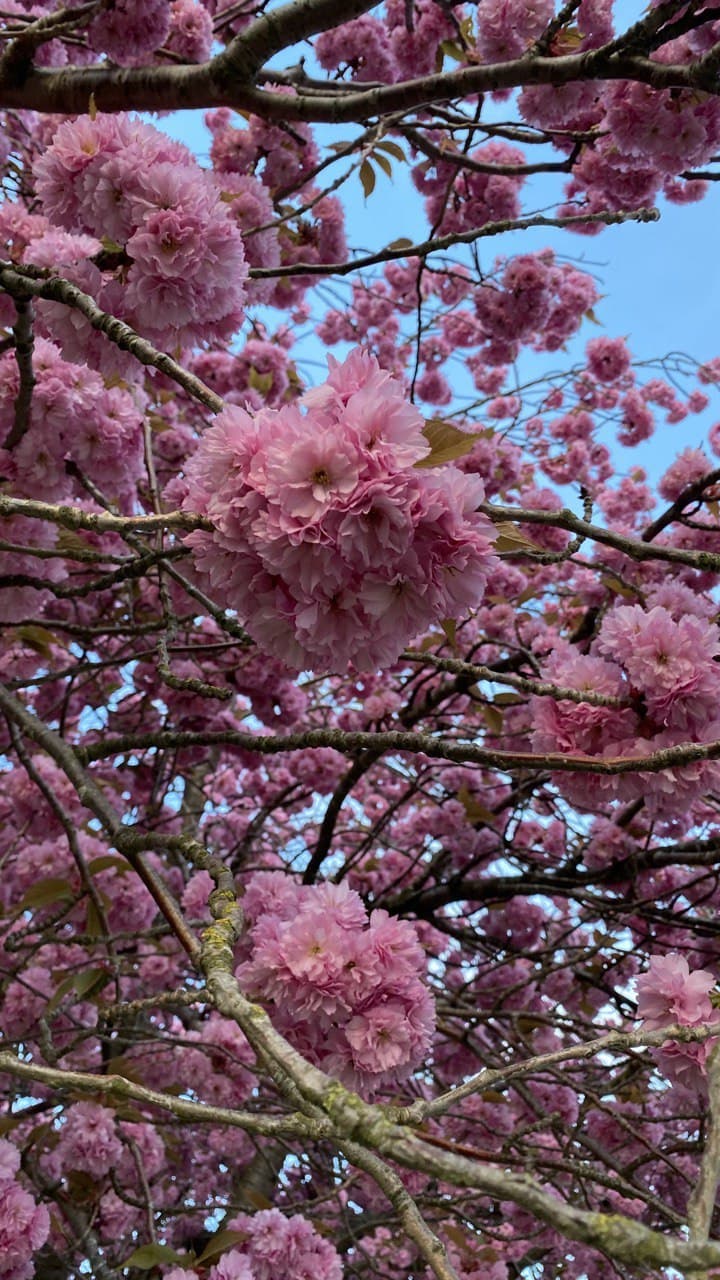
375,140,406,161
492,523,545,553
439,618,457,649
416,419,481,468
371,150,393,178
359,159,376,198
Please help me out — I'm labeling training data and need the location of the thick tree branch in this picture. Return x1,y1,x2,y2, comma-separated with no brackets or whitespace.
77,723,720,778
394,1023,720,1123
213,0,380,83
0,1051,333,1139
688,1047,720,1250
0,47,716,118
0,494,209,535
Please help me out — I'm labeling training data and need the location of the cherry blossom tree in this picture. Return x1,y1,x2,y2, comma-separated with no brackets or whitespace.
4,2,720,1278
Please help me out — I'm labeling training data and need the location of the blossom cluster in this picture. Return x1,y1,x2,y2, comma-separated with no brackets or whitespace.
34,114,247,348
164,1209,342,1280
0,1140,50,1280
636,954,719,1093
317,250,600,395
235,872,435,1091
206,107,347,308
0,337,144,505
532,598,720,816
182,348,498,672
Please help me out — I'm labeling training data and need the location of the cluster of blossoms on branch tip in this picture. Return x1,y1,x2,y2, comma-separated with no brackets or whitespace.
164,1207,343,1280
532,597,720,816
180,348,499,672
0,1140,49,1280
636,954,720,1093
235,872,435,1091
33,114,248,349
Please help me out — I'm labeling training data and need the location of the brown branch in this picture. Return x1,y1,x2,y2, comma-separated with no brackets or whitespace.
482,500,720,572
0,45,717,118
339,1139,462,1280
641,467,720,543
3,296,35,450
0,1050,332,1139
249,207,660,279
402,650,630,708
403,124,579,177
0,680,201,961
212,0,380,83
0,1,98,83
688,1047,720,1253
76,723,720,777
0,493,209,535
0,263,223,413
394,1023,720,1123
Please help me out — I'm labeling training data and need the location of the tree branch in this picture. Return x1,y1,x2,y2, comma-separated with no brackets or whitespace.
250,207,660,279
76,723,720,779
0,263,223,413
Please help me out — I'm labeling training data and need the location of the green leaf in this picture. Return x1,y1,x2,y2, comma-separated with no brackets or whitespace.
74,968,111,1001
195,1229,250,1265
85,899,104,939
14,624,56,657
600,574,637,600
103,1055,144,1082
47,968,111,1015
248,367,274,395
553,22,583,52
57,528,95,560
416,419,480,468
515,584,539,605
439,38,464,61
444,1224,474,1254
482,704,504,735
87,855,130,876
19,877,74,911
122,1243,187,1269
46,973,78,1015
359,159,376,198
245,1189,274,1211
457,786,496,827
0,1113,24,1136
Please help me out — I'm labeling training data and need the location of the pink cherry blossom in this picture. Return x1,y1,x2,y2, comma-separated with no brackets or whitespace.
636,954,715,1029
